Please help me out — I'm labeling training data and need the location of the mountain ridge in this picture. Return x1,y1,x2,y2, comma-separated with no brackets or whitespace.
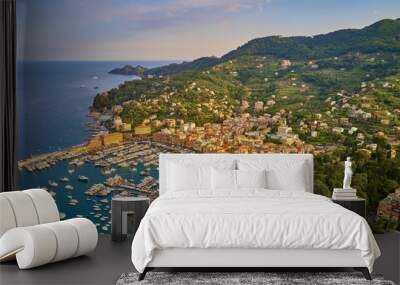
144,18,400,76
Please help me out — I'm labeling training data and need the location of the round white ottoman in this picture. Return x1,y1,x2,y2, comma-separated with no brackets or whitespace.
0,218,98,269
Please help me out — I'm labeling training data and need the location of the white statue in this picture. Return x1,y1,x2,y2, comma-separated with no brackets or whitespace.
343,157,353,190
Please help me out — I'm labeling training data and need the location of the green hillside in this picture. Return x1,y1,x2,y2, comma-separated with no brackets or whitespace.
141,18,400,76
94,18,400,232
144,57,221,76
223,19,400,60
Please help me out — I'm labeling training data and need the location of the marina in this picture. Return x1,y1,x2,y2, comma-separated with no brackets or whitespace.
18,139,190,233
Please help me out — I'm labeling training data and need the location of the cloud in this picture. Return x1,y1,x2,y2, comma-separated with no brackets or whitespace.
171,0,272,13
98,0,272,32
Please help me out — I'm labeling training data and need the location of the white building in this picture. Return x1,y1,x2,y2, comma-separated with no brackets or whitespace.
332,127,344,134
254,101,264,112
113,116,123,130
280,59,292,69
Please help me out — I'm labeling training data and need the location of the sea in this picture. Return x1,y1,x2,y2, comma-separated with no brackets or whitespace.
17,60,176,233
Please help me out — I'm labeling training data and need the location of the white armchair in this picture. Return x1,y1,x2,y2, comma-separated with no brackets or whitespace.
0,189,98,269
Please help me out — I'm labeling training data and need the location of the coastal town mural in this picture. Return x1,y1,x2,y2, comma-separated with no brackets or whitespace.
17,0,400,233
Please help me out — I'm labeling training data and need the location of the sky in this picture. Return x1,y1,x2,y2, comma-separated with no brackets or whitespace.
17,0,400,61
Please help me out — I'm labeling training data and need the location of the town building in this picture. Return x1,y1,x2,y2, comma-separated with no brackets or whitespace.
280,59,292,69
113,116,123,130
102,132,123,146
134,125,152,135
87,137,102,151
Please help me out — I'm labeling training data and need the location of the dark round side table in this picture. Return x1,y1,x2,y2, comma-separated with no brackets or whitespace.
111,196,150,242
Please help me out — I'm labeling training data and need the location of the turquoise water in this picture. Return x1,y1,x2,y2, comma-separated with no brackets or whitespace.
17,61,174,233
18,158,159,233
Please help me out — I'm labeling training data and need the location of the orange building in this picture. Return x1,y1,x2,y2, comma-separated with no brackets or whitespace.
134,125,151,135
87,137,102,151
102,132,123,146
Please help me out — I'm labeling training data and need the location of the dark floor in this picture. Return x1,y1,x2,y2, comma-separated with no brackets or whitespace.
0,235,134,285
374,232,400,285
1,234,399,285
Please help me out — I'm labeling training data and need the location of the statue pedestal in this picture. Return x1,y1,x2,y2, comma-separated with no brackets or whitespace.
333,188,356,192
332,188,357,200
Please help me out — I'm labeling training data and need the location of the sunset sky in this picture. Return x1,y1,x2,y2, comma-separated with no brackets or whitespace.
17,0,400,61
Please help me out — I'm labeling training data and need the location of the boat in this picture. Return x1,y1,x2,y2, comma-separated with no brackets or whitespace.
92,76,98,80
95,161,108,167
48,180,58,187
68,168,75,174
60,177,69,182
102,169,112,175
75,161,85,167
68,199,78,206
65,185,74,190
78,175,89,182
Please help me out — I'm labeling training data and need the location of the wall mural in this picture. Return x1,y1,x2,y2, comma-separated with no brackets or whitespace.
17,0,400,234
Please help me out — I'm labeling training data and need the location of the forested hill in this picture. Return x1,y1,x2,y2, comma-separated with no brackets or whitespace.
109,65,147,76
144,18,400,76
144,56,220,76
223,18,400,60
